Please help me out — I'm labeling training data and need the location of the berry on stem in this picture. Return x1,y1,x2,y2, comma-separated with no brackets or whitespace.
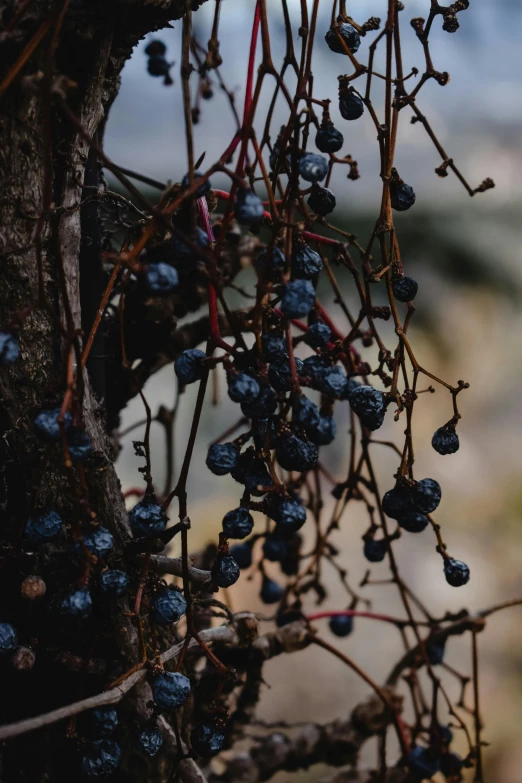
280,280,316,318
235,188,265,224
144,262,179,295
152,671,191,709
444,558,470,587
0,623,18,655
138,728,164,757
25,510,63,544
211,552,240,588
432,424,460,455
315,121,343,154
260,575,283,604
0,332,20,366
129,499,167,538
222,507,254,539
291,245,323,279
33,408,71,441
299,153,329,183
151,588,187,625
175,349,207,385
190,723,225,757
100,570,129,598
329,614,354,638
348,385,385,430
227,372,260,404
82,739,121,777
325,23,361,54
392,275,418,302
206,443,239,476
303,322,331,349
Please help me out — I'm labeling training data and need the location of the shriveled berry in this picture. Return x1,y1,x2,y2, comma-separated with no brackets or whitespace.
280,279,316,318
82,739,121,777
227,372,260,404
329,614,353,638
129,499,167,538
291,245,323,279
0,623,18,655
241,384,278,418
230,542,253,569
61,589,92,619
432,425,459,455
25,510,63,544
231,451,273,495
412,478,441,514
348,385,385,430
302,354,328,381
0,332,20,366
152,588,187,625
267,497,307,533
138,728,163,757
67,429,93,463
171,228,208,262
339,92,364,121
308,416,336,446
390,181,416,211
315,122,343,153
100,570,129,598
440,752,463,777
152,671,191,709
222,507,254,539
382,484,415,519
293,395,320,428
256,247,286,281
407,746,441,781
261,332,286,360
304,323,331,349
276,434,318,472
82,527,113,559
211,552,240,588
175,349,206,385
307,186,336,216
144,262,179,295
181,170,211,198
325,23,361,54
364,538,387,563
444,558,470,587
260,575,283,604
263,535,288,562
206,442,239,475
235,188,264,224
398,512,429,533
315,365,348,398
299,153,328,183
90,707,119,737
190,723,225,757
33,408,71,441
392,275,418,302
268,356,305,392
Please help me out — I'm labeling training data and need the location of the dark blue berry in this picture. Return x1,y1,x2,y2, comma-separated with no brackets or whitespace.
261,332,286,360
260,575,283,604
100,570,129,598
0,332,20,366
412,478,441,514
230,542,253,569
307,186,336,216
181,170,211,198
291,246,323,279
339,92,364,121
329,614,353,638
241,384,278,418
280,280,316,318
267,497,307,533
82,527,113,559
256,247,286,282
315,122,343,154
152,671,191,709
171,228,208,262
440,752,463,777
262,535,288,562
308,415,336,446
175,349,206,385
276,434,318,472
437,725,453,745
144,262,179,295
33,408,71,441
302,354,329,381
235,188,264,224
67,429,93,463
152,588,187,625
293,395,320,428
444,558,470,587
304,323,331,349
25,510,63,544
222,507,254,539
398,512,429,533
407,746,441,781
390,181,416,212
364,538,387,563
129,499,167,538
382,484,415,519
145,41,166,57
211,552,240,588
392,275,418,302
432,425,459,455
268,356,305,392
227,372,260,404
0,623,18,655
299,153,328,183
90,707,119,737
190,723,225,757
61,589,92,619
427,639,445,665
325,23,361,54
206,443,239,476
348,385,385,430
147,56,170,78
231,451,273,495
82,739,121,777
315,365,348,397
138,728,163,757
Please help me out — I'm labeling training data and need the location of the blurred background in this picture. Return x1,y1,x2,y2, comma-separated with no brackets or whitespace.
105,1,522,779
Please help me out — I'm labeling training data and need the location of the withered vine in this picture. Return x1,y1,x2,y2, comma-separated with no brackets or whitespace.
0,1,514,782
